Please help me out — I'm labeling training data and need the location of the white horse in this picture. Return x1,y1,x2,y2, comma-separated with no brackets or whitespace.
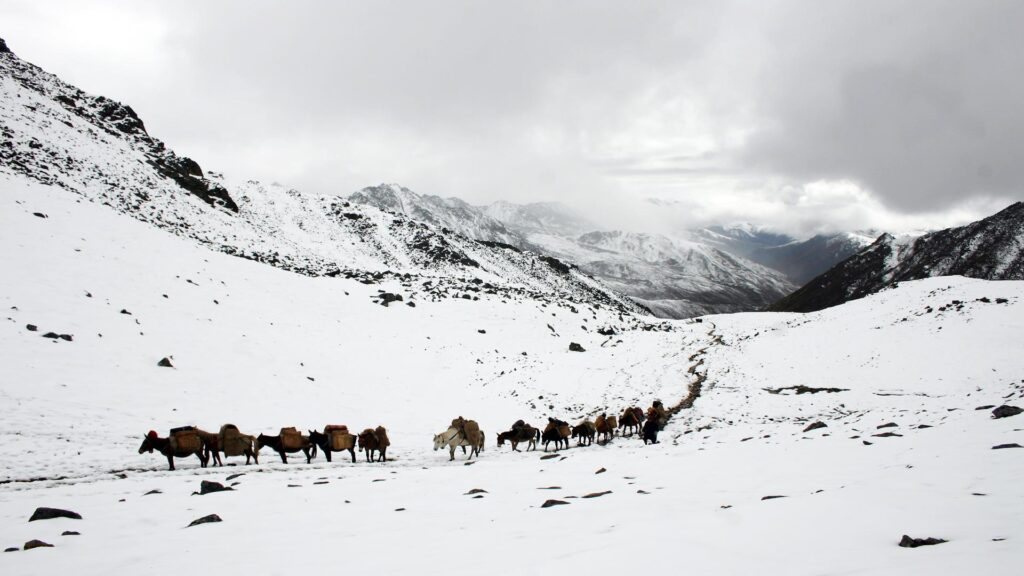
433,427,485,461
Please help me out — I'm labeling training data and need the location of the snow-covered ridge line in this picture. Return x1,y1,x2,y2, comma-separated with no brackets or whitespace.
771,201,1024,313
0,38,643,315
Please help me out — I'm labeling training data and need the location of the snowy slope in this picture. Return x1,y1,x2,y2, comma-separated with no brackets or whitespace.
772,202,1024,312
0,39,640,316
2,177,1023,575
349,187,797,318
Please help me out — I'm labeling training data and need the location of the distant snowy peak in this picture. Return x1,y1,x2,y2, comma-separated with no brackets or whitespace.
483,200,595,237
349,184,531,249
771,201,1024,312
0,38,644,316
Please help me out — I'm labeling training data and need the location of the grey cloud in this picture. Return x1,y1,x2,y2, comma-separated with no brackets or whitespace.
2,0,1021,235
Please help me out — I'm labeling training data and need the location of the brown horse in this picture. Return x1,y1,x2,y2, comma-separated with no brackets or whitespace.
256,431,314,464
216,424,259,465
138,430,207,471
308,426,357,463
497,424,540,451
571,421,596,446
357,427,389,463
594,413,617,443
619,408,641,436
542,418,570,451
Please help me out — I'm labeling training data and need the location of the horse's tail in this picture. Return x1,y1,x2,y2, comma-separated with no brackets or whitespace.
535,428,541,442
249,435,260,456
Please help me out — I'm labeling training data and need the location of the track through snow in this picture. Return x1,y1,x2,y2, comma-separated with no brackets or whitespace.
1,178,1023,575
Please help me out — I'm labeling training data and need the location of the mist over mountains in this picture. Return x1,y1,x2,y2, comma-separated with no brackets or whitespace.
347,183,873,317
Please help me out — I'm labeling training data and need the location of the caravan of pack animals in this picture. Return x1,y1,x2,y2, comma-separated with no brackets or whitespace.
137,402,671,470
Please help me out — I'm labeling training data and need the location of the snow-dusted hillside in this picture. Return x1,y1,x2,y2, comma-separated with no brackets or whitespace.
772,202,1024,312
2,175,1022,575
697,225,876,285
349,186,797,318
0,39,640,316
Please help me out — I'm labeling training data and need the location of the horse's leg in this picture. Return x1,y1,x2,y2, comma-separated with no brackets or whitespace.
304,448,312,464
449,446,455,461
349,448,356,463
325,449,332,463
279,450,288,464
380,447,387,462
167,454,176,471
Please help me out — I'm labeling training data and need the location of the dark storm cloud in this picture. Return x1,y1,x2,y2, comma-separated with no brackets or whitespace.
2,0,1021,233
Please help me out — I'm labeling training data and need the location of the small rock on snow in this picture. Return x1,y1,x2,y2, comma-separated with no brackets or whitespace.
541,499,569,508
898,535,947,548
23,539,53,550
188,514,222,527
29,507,82,521
992,405,1023,419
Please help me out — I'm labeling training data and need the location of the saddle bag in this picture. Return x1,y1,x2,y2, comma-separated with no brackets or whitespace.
330,430,355,451
280,427,304,450
169,430,202,453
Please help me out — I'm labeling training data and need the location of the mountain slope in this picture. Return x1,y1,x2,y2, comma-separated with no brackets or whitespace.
0,38,641,315
349,187,797,318
771,202,1024,312
695,226,876,285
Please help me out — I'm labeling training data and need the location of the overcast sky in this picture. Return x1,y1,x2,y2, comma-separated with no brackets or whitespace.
3,1,1022,236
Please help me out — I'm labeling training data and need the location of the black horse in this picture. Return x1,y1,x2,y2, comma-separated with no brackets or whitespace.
497,425,540,451
571,423,595,446
308,429,357,463
256,432,314,464
642,419,660,445
138,431,208,471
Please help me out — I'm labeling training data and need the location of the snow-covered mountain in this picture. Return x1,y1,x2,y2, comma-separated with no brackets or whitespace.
3,36,1024,576
695,225,877,285
772,201,1024,312
348,186,797,318
3,175,1023,573
0,39,641,316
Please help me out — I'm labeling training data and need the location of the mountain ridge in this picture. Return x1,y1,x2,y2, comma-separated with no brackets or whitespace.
771,201,1024,312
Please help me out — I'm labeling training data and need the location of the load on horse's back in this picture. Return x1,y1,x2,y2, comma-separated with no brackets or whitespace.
435,417,484,461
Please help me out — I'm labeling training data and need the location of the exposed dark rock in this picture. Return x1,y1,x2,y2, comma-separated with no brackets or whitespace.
23,539,53,550
877,422,898,429
188,514,222,527
42,332,60,339
803,421,827,432
582,491,612,499
595,467,606,474
539,454,559,460
4,547,18,552
0,38,10,54
29,507,82,521
464,489,488,495
992,443,1022,450
975,405,996,410
25,324,37,331
32,212,47,218
569,342,586,352
196,480,232,495
143,489,161,496
120,309,132,315
157,357,173,368
61,531,79,536
899,535,947,548
541,499,569,508
378,292,404,306
761,495,787,501
765,385,847,395
225,473,245,481
992,405,1023,419
873,432,903,438
58,334,72,341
